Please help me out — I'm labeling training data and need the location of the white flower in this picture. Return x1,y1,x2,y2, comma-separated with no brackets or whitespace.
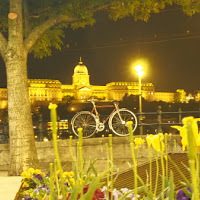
113,188,122,200
120,188,129,193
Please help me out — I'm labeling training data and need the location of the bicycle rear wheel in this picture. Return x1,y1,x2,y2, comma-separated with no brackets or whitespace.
71,111,97,138
109,109,137,136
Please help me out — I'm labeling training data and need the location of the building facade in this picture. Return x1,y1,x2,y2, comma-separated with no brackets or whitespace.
0,59,193,109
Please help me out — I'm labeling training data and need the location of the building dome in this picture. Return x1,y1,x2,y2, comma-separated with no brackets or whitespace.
74,58,88,74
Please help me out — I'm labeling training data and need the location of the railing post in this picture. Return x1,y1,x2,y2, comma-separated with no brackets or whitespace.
139,113,143,135
178,108,182,125
157,106,162,133
3,123,8,143
38,114,43,141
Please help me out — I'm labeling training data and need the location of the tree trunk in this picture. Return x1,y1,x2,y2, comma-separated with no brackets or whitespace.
6,50,39,175
5,0,39,176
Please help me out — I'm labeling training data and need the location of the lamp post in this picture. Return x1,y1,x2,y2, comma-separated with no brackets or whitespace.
134,65,144,135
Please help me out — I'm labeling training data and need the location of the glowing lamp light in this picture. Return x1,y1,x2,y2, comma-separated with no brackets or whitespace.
134,65,145,77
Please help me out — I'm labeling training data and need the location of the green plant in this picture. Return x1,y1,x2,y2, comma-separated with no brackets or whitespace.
20,104,200,199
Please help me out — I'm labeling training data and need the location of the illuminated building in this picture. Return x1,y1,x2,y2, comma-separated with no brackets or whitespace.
150,92,175,103
0,59,194,108
47,120,68,131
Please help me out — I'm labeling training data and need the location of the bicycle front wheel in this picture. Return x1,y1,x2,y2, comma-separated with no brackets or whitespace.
109,109,137,136
71,111,97,138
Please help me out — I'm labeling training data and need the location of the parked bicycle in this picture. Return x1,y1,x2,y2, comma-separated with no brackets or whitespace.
71,99,138,138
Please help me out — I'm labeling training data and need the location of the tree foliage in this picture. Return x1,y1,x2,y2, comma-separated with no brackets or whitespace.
0,0,182,59
0,0,198,59
175,0,200,15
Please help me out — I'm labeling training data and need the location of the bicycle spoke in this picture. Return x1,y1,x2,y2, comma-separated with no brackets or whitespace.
109,109,137,136
71,112,97,138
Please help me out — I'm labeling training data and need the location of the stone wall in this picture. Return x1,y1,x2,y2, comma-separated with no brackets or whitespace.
0,135,183,173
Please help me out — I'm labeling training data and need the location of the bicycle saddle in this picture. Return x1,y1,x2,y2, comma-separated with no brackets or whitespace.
87,99,98,102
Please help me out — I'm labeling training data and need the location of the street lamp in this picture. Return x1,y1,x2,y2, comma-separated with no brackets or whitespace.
134,64,145,135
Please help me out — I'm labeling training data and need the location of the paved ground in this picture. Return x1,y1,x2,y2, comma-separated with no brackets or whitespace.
0,171,22,200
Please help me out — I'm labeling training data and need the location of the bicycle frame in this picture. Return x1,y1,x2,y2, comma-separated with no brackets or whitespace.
90,103,117,124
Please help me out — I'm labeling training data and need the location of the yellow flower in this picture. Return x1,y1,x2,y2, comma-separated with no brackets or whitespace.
63,171,74,177
63,172,69,177
152,133,165,152
146,134,154,147
134,138,145,149
22,181,29,188
172,117,200,151
69,171,74,177
21,171,31,180
28,168,35,173
21,171,26,177
34,169,41,175
70,178,75,186
79,178,84,185
197,135,200,146
146,133,165,152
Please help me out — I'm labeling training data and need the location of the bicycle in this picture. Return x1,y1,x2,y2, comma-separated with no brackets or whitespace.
71,99,138,138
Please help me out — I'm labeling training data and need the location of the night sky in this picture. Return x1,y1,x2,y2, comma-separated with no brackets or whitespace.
1,7,200,93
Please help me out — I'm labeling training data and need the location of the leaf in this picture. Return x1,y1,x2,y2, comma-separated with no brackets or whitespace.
168,155,190,185
168,171,175,200
83,168,111,200
86,159,98,177
68,183,80,200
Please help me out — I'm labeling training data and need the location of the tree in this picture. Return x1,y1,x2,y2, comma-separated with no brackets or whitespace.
0,0,195,175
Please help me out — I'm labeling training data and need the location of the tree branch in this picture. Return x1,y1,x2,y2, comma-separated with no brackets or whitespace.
0,32,8,59
24,15,80,52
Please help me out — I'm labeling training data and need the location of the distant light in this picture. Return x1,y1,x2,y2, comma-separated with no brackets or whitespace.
43,138,48,142
154,34,158,38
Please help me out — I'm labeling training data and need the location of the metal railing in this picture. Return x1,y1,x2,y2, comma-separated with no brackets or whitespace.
136,106,200,135
0,107,199,143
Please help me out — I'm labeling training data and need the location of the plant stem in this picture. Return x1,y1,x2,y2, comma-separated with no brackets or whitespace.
106,143,110,200
49,104,65,199
49,163,54,200
164,134,168,179
154,151,159,196
109,134,114,200
128,122,138,200
69,136,78,178
160,151,165,200
149,147,152,192
78,128,84,200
